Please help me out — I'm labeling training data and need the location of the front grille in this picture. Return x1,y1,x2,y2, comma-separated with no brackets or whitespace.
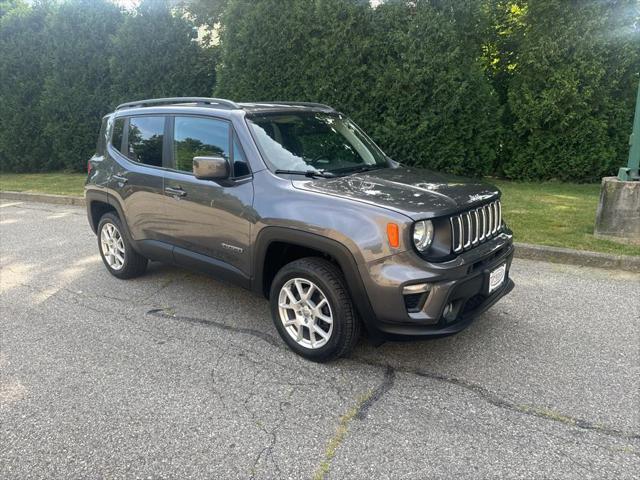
450,200,502,253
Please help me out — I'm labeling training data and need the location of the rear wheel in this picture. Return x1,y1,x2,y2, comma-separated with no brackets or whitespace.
97,212,147,279
269,257,360,362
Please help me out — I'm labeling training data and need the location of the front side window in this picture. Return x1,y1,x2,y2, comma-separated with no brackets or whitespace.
247,112,389,174
173,116,229,173
127,116,165,167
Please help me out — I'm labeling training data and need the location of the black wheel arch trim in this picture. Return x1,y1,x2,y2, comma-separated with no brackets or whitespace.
252,226,381,339
85,188,109,233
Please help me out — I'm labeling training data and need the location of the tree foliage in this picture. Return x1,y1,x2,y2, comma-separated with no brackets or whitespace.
217,0,502,177
0,0,215,172
40,0,122,171
0,2,51,172
500,0,640,182
215,0,639,181
0,0,638,180
109,0,216,105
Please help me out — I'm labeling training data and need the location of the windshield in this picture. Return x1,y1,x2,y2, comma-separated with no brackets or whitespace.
247,112,389,174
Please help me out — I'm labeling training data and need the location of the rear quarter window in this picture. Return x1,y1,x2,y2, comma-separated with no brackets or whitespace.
96,116,109,154
111,118,125,152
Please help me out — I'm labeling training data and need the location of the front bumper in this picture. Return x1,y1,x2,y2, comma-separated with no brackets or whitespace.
359,231,514,339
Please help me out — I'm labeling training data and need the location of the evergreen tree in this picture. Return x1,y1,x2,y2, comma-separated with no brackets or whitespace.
503,0,640,181
109,0,216,105
0,2,51,172
40,0,122,171
217,0,502,177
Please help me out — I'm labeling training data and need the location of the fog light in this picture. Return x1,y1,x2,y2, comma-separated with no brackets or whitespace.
443,302,456,322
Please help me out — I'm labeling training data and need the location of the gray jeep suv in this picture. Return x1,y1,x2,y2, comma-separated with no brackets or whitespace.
86,97,514,361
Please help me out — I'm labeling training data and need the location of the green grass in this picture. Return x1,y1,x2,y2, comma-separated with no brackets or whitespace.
0,173,637,256
495,180,640,257
0,172,86,196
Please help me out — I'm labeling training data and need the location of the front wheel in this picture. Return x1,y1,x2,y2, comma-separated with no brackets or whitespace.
269,257,360,362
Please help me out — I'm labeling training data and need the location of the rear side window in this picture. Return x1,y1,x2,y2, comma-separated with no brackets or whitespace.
111,118,124,151
127,116,165,167
173,116,229,173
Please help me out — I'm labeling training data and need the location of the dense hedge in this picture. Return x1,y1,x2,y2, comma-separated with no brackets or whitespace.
216,0,639,182
216,0,503,178
502,0,640,181
1,0,639,181
0,0,215,172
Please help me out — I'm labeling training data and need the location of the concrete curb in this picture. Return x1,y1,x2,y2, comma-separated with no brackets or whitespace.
1,190,638,273
0,190,85,206
513,242,640,273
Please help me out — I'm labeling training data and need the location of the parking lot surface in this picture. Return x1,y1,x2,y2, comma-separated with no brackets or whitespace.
1,200,639,479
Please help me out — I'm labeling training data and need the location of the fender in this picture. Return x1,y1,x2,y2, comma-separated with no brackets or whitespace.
252,226,381,340
85,188,143,256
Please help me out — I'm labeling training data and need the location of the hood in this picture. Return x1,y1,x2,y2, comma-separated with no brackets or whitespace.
292,167,500,220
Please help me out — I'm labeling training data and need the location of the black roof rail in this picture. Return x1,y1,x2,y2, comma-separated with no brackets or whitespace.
115,97,240,111
247,101,335,110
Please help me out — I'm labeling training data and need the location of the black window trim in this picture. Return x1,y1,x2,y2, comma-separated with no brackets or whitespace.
166,113,253,181
231,129,251,180
108,115,125,154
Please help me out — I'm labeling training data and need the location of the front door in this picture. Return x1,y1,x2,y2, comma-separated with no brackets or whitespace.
159,115,254,278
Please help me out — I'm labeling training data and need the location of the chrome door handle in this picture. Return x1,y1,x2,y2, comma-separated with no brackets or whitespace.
112,174,128,184
165,186,187,197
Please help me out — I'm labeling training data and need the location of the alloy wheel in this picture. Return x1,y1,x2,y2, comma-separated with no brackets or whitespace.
100,222,125,271
278,277,333,349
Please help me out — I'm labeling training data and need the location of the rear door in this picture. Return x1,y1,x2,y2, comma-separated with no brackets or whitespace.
160,115,254,277
107,115,169,241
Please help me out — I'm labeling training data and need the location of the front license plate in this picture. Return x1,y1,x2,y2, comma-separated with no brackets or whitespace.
488,263,507,294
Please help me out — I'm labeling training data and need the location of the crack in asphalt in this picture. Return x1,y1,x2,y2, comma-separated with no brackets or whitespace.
146,307,640,443
146,308,282,349
355,357,640,442
355,365,395,420
313,367,396,479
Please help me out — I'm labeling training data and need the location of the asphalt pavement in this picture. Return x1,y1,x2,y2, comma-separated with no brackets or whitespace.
1,200,639,479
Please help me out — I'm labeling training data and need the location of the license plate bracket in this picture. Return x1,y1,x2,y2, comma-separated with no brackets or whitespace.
488,263,507,294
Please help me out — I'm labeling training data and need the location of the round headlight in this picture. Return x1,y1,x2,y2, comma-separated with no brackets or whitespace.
413,220,434,252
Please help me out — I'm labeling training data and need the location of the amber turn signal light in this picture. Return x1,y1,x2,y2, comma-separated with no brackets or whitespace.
387,223,400,248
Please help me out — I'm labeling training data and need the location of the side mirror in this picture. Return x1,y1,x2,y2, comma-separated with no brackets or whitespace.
193,156,229,180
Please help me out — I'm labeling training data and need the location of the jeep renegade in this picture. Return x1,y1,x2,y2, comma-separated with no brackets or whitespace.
86,97,515,362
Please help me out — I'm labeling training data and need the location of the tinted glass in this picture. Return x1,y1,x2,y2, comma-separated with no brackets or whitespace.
127,116,164,167
111,118,124,151
247,113,388,174
233,134,250,177
173,117,229,173
96,116,108,154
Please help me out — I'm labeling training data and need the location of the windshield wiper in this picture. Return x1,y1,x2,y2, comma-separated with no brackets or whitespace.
329,165,385,175
274,169,335,178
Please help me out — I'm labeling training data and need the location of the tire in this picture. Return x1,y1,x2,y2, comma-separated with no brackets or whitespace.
269,257,361,362
97,212,147,279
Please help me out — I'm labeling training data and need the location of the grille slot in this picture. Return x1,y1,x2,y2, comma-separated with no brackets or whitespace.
450,200,502,253
403,292,428,313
